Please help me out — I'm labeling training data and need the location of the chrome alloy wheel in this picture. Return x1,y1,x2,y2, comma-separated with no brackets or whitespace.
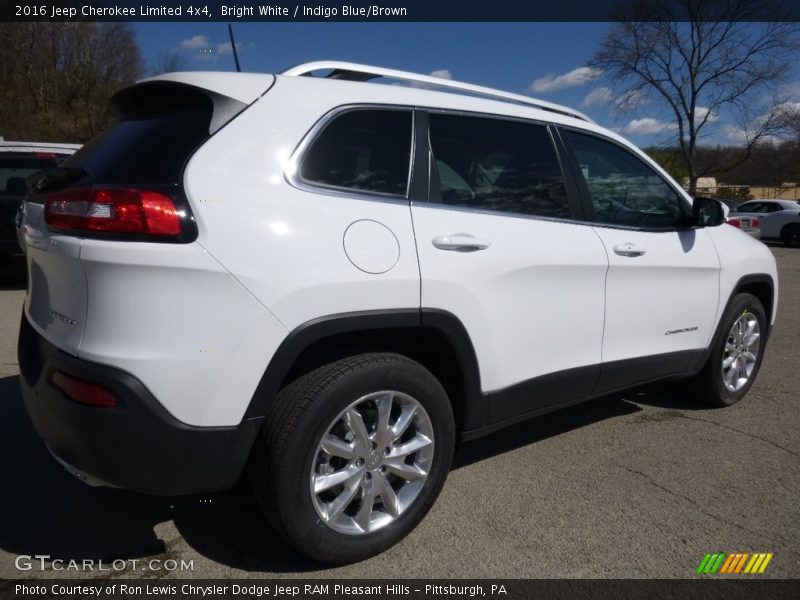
721,311,761,393
310,391,434,535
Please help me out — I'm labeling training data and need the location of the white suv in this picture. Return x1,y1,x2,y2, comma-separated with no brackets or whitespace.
17,62,778,564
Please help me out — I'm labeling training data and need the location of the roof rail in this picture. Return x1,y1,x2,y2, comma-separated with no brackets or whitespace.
280,61,593,123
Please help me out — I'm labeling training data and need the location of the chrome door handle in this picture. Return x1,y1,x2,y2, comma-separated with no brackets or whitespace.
432,233,491,251
613,243,647,257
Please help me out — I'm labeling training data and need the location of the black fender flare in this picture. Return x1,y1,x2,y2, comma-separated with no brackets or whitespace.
243,308,487,431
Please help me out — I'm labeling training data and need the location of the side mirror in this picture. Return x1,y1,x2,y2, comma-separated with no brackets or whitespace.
692,197,725,227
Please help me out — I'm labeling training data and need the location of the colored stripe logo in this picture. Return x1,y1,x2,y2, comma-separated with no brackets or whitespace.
696,552,773,574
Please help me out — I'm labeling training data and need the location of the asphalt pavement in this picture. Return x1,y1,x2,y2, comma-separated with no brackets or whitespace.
0,247,797,579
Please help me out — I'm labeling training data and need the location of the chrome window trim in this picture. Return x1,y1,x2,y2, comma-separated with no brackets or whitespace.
411,200,595,228
285,104,415,205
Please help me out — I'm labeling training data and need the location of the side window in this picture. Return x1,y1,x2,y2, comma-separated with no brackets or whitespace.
300,109,412,196
563,131,686,229
764,203,783,213
738,202,765,213
428,114,571,219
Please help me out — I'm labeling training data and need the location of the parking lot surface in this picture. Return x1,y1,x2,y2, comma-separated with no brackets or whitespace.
0,247,797,579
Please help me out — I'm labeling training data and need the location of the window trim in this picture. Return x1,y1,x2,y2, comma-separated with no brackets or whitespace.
421,108,586,223
555,125,694,232
285,104,416,204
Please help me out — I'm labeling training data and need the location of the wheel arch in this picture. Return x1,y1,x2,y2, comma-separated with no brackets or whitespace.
244,309,487,432
780,221,800,243
732,274,775,331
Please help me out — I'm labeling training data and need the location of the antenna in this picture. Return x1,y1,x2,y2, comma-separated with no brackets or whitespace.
227,24,242,72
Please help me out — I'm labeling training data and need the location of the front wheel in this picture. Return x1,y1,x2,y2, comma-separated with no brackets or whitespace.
252,353,454,564
690,293,767,407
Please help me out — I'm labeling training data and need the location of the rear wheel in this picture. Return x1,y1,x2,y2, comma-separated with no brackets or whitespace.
780,223,800,247
252,353,454,564
690,293,767,407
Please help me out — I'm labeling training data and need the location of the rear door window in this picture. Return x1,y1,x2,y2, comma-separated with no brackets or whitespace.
427,114,572,219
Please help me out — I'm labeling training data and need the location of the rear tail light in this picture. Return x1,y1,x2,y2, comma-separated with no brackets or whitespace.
727,218,741,228
52,371,118,408
45,188,186,239
752,218,759,227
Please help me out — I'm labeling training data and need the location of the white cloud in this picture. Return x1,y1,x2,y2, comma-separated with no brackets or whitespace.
775,100,800,115
216,41,242,55
694,106,719,124
429,69,453,80
724,124,748,144
723,101,799,144
620,117,679,136
529,67,602,94
581,86,613,107
180,34,209,50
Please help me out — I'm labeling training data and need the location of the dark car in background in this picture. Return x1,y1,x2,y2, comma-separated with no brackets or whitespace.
0,140,81,263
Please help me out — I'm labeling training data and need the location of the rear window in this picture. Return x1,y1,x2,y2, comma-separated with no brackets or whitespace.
0,154,64,196
60,83,232,186
299,109,413,196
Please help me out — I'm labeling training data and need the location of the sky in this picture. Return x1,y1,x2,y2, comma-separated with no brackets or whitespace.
133,22,800,148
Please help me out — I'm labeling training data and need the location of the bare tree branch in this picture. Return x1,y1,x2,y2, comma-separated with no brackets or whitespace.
0,23,143,142
590,0,800,193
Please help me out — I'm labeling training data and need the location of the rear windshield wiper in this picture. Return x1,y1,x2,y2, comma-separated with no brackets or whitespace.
29,167,88,193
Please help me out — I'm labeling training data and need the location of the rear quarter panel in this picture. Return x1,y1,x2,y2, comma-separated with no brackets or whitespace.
182,78,421,332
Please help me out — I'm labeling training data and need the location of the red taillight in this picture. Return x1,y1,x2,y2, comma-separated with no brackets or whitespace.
727,218,741,228
52,371,118,408
35,152,56,158
752,218,759,227
45,188,182,236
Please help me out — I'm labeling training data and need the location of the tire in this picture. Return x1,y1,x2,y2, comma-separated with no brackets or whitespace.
252,352,455,564
780,223,800,247
690,293,767,407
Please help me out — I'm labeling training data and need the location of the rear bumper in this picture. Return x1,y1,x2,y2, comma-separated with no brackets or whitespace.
17,311,264,496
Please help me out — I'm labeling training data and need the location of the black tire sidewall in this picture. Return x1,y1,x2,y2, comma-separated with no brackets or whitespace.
703,293,767,406
782,224,800,247
263,354,454,564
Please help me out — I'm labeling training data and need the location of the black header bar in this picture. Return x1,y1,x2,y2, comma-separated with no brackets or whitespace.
3,0,800,22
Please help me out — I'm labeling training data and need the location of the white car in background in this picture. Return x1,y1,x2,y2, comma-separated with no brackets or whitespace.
732,199,800,246
0,139,81,263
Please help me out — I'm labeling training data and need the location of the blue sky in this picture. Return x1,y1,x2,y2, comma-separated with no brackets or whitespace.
133,22,800,148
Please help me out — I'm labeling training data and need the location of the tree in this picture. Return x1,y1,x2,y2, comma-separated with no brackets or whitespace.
590,0,800,194
645,147,689,183
148,51,189,77
713,186,753,201
0,23,143,142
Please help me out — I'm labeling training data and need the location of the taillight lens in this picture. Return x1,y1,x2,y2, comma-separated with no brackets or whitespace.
46,188,182,237
752,218,759,227
727,218,741,228
52,371,118,408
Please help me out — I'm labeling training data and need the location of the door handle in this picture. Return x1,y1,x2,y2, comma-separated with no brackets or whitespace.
432,233,491,251
613,243,647,257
